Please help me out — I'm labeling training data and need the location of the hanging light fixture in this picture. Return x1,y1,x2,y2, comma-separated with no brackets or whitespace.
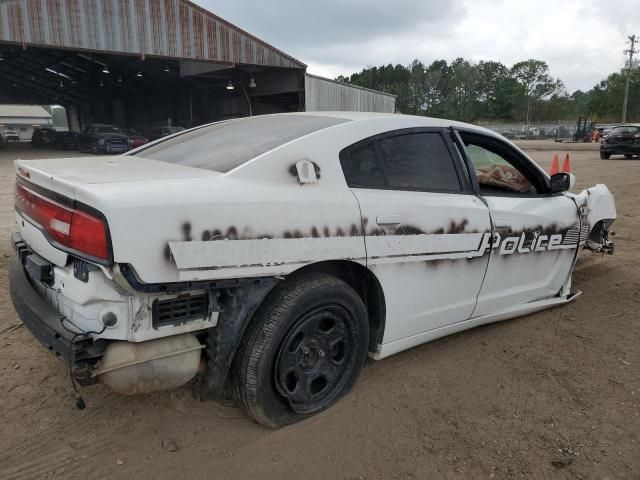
59,80,64,88
117,76,123,83
248,77,257,89
99,80,104,87
0,53,4,61
225,80,235,90
163,65,170,73
102,65,110,74
136,71,143,78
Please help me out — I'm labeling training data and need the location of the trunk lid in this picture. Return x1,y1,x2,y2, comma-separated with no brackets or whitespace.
15,155,218,199
14,156,220,268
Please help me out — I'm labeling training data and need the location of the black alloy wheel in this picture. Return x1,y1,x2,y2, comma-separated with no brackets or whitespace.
275,304,355,414
231,273,369,427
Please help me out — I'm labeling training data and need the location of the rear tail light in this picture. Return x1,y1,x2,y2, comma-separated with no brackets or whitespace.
15,182,110,262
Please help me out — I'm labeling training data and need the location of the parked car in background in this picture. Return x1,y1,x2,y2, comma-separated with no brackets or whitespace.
9,113,617,427
54,131,80,150
0,132,6,149
600,125,640,159
150,126,185,141
77,124,129,154
121,129,149,150
601,126,617,141
31,127,57,147
5,129,20,142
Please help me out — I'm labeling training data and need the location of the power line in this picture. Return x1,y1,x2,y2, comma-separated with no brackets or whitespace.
622,34,637,123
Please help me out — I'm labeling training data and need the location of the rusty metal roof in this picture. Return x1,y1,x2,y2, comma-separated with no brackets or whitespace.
0,0,306,69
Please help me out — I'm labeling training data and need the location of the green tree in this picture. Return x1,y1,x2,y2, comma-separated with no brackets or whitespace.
510,59,563,126
586,69,640,122
337,57,640,123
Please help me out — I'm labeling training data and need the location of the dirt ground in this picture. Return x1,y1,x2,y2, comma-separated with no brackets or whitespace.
0,141,638,480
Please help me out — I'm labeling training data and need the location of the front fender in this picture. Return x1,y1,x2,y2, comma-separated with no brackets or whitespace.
568,184,616,253
568,184,617,228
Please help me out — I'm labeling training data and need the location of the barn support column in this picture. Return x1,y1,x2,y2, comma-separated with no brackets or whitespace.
113,99,126,128
67,104,81,132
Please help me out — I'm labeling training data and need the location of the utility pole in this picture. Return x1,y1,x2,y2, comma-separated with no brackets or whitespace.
622,34,637,124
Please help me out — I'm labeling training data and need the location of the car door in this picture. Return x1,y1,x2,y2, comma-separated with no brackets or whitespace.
456,130,581,318
340,128,492,345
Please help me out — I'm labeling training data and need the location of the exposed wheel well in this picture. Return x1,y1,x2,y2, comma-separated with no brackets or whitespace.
287,261,386,353
585,218,610,244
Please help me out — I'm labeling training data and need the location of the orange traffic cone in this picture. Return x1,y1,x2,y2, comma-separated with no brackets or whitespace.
561,153,571,173
550,153,560,175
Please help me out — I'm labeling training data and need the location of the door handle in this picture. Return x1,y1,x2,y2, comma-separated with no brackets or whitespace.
493,218,512,233
376,215,402,226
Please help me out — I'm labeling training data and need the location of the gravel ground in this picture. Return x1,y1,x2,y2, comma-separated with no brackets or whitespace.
0,141,638,480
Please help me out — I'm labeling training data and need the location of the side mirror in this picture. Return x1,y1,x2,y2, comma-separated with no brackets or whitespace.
550,172,573,193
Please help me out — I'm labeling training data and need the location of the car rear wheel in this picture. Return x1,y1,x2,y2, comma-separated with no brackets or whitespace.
600,152,611,159
625,154,634,158
232,273,369,427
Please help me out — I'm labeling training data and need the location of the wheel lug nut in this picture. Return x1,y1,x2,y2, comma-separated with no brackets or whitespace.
319,350,325,357
302,347,310,354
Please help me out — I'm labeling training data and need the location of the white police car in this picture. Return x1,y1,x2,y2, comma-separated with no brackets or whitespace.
10,112,616,426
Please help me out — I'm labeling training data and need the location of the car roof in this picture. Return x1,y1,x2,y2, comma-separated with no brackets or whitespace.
259,111,503,138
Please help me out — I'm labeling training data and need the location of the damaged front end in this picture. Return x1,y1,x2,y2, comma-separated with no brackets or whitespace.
571,183,617,255
585,219,615,255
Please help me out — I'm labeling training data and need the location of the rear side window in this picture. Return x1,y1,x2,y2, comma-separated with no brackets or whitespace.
340,132,461,192
340,142,386,188
133,115,348,173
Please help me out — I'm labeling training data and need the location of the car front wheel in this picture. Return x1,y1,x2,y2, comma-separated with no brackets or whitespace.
600,151,611,159
232,273,369,427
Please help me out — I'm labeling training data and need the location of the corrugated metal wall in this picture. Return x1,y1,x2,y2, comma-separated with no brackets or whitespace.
0,0,305,69
305,74,396,113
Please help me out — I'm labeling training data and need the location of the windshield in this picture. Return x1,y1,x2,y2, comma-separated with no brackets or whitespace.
133,115,348,173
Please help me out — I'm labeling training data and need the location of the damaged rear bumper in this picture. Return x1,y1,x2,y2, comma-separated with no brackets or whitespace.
9,234,102,385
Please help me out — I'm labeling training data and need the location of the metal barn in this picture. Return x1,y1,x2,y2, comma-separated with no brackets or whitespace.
0,0,394,133
305,74,395,113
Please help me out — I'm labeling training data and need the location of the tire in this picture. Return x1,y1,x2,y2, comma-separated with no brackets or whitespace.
232,273,369,427
600,152,611,159
625,154,633,158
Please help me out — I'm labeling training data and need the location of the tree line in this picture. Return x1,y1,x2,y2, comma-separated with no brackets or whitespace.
336,58,640,124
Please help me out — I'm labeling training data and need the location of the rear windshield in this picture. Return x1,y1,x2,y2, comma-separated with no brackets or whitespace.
609,126,640,135
94,126,121,134
132,115,348,173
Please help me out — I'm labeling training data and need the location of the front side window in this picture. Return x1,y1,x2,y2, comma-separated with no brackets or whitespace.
461,137,537,195
341,131,461,192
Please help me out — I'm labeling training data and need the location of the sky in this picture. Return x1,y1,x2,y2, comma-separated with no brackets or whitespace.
192,0,638,93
